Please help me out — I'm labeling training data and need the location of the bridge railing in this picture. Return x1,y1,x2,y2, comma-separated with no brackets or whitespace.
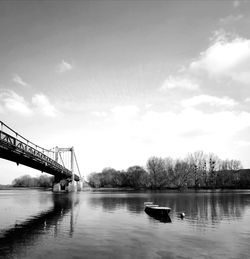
0,121,73,177
0,121,55,160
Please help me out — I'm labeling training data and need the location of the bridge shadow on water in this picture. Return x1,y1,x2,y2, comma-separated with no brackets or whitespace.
0,193,79,258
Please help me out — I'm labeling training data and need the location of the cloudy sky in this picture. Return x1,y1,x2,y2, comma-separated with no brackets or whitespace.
1,0,250,184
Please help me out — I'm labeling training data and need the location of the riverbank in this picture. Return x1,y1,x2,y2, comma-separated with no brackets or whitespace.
0,185,14,190
0,185,52,191
90,187,250,192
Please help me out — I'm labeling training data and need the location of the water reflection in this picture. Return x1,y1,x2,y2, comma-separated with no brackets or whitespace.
88,194,146,213
88,191,249,226
0,193,79,258
1,190,250,259
162,192,247,225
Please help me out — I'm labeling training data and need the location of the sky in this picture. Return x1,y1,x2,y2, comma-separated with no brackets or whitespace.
1,0,250,184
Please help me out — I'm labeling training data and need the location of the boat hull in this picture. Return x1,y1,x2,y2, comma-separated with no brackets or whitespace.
145,206,171,216
144,206,171,223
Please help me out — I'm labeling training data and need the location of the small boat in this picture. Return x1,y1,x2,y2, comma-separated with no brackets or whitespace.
144,202,154,205
144,202,171,223
145,205,171,216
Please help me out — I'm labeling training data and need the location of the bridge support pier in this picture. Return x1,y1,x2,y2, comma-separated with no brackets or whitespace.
67,180,82,192
53,177,71,192
52,178,81,193
53,182,62,192
76,180,83,191
67,180,76,192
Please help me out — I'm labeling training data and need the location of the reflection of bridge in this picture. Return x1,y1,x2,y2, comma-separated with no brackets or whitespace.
0,121,82,191
0,194,79,258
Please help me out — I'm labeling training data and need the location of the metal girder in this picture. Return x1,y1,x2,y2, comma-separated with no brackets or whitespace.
0,129,80,181
56,147,73,152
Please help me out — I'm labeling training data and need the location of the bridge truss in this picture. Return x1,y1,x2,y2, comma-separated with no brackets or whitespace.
0,121,81,182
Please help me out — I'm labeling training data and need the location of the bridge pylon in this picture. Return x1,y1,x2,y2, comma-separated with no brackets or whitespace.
52,146,81,192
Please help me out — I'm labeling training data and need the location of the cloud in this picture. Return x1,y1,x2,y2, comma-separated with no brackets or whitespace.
111,105,140,122
219,14,243,24
190,31,250,84
0,90,59,117
160,76,199,91
91,111,107,117
245,97,250,102
98,104,250,164
181,95,237,108
236,140,250,147
13,74,28,86
109,105,250,144
233,1,240,8
64,104,250,174
56,60,73,73
145,104,153,109
32,94,58,117
0,90,32,116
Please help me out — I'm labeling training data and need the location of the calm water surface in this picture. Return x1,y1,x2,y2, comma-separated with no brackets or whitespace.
0,189,250,259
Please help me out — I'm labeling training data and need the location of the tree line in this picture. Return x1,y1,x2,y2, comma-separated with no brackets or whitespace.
12,174,54,188
87,151,250,189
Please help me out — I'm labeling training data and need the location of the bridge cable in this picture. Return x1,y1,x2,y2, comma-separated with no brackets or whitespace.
58,152,65,167
74,152,82,179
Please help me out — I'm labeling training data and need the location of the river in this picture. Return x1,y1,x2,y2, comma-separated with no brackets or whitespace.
0,189,250,259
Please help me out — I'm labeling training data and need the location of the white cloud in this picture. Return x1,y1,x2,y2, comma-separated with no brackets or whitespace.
56,60,73,73
245,97,250,102
236,140,250,147
219,14,243,24
177,66,186,73
87,105,250,169
13,74,28,86
190,32,250,84
106,105,249,151
145,104,153,109
111,105,140,123
161,76,199,91
0,90,32,116
0,90,59,117
139,109,250,139
181,95,237,108
32,94,58,117
233,0,240,8
91,111,107,117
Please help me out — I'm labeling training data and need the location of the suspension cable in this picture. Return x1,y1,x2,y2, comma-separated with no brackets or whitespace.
59,152,65,167
74,152,82,179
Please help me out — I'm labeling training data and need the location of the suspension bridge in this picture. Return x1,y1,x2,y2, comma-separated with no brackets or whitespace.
0,121,83,192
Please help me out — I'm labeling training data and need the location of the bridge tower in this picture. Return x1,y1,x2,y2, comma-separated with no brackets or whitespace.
53,146,81,192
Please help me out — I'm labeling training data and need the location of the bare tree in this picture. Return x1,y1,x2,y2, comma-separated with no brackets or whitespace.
187,151,207,188
126,166,149,188
171,160,193,189
146,156,169,188
207,153,220,188
87,172,102,188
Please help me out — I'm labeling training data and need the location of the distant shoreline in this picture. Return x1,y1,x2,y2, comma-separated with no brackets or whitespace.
82,187,250,192
0,186,52,190
1,186,250,192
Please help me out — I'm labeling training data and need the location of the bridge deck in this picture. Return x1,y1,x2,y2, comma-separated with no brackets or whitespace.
0,130,79,181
